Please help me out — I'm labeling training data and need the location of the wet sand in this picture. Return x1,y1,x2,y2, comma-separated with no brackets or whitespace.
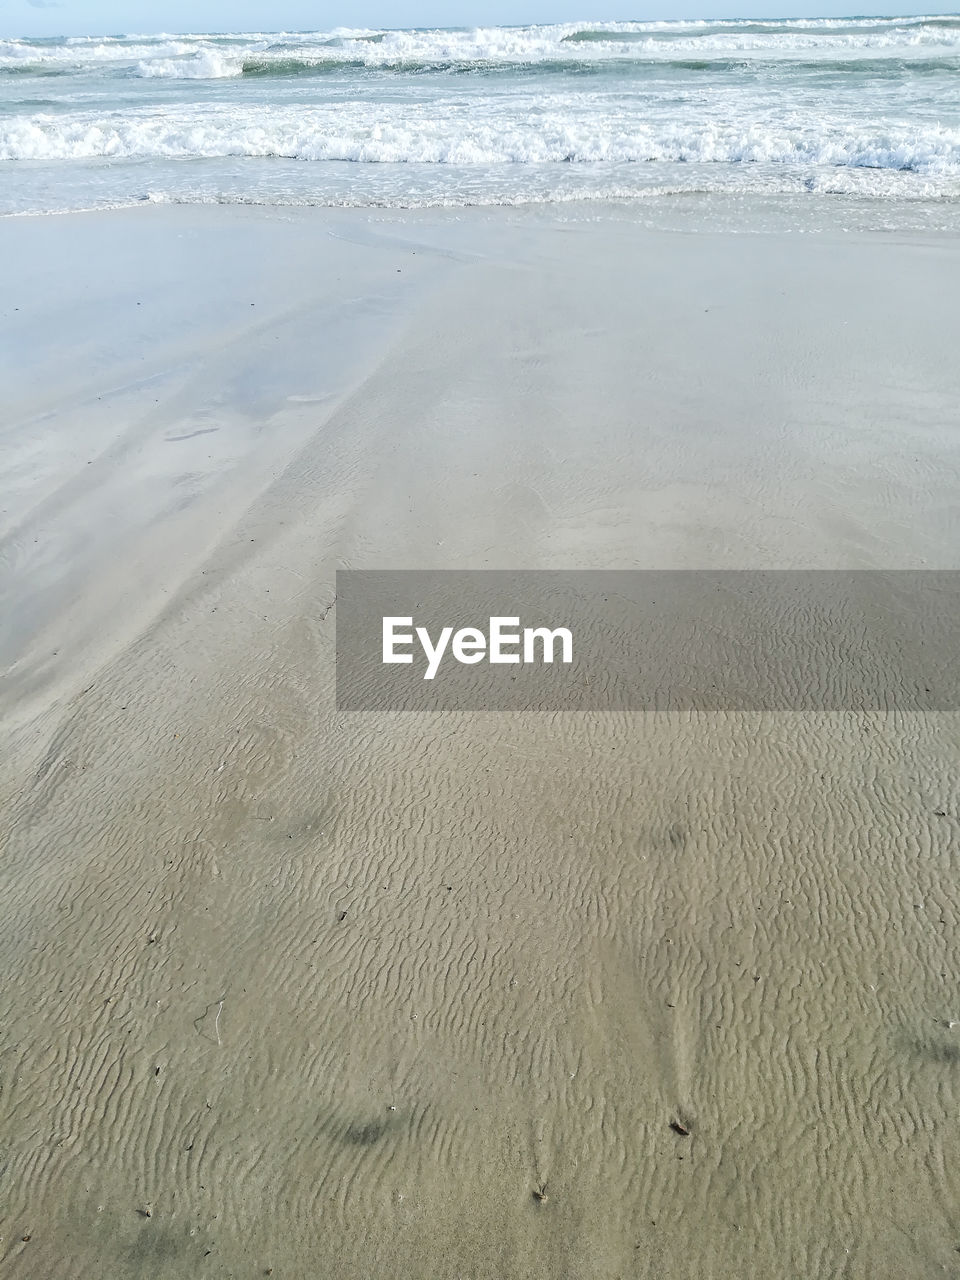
1,205,959,1278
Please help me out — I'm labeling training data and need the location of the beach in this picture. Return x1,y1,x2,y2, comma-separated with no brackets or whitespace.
1,202,959,1277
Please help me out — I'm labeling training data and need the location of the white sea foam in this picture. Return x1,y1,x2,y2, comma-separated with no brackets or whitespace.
136,50,244,79
3,104,958,174
0,38,198,69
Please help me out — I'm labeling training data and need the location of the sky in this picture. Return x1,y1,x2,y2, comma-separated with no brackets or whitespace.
1,0,957,37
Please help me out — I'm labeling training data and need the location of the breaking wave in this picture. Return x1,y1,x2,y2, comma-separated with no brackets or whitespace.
3,107,959,175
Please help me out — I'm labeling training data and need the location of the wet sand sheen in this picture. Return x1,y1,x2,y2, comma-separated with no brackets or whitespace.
1,205,959,1279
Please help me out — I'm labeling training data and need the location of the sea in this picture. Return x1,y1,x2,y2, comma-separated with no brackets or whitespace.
2,16,960,229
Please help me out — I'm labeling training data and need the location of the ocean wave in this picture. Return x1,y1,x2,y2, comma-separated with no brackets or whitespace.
112,51,960,82
2,18,960,79
0,38,200,70
4,107,958,174
137,50,243,78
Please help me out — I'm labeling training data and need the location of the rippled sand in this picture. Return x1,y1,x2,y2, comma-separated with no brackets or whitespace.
1,206,959,1278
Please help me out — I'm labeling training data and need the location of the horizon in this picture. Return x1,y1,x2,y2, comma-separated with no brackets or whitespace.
3,5,959,40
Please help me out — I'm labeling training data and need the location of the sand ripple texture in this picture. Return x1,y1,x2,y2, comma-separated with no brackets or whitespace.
1,208,960,1278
